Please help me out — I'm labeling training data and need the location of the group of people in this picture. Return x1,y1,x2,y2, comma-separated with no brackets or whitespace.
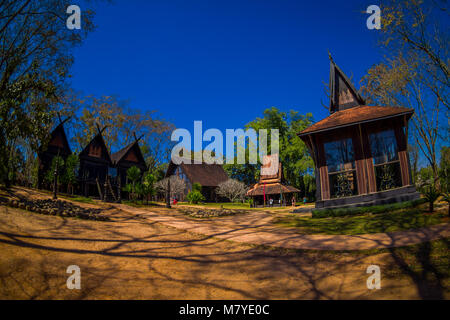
265,196,307,207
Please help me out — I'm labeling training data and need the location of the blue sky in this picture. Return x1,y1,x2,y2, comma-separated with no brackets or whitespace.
71,0,382,137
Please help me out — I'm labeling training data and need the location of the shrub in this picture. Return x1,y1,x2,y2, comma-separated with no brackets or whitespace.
421,184,441,212
186,190,205,204
311,198,426,218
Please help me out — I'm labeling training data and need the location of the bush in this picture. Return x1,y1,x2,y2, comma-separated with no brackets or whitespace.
311,198,426,218
186,190,205,204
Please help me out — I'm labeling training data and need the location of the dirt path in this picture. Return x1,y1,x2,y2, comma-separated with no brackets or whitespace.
113,204,450,251
0,204,448,299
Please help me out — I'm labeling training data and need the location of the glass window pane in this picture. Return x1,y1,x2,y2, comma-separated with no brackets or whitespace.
374,162,402,191
369,129,398,165
324,138,355,173
329,170,358,198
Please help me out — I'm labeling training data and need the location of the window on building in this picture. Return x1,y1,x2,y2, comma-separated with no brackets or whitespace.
324,137,358,198
369,129,402,191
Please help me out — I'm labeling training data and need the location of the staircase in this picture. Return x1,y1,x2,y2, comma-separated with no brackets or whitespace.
103,176,118,203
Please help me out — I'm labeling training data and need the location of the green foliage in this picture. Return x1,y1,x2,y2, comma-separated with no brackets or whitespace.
0,1,97,186
440,146,450,193
61,154,79,194
44,156,64,186
312,198,427,218
225,107,315,196
186,190,205,204
125,166,142,201
127,166,141,184
420,184,441,212
276,207,445,235
192,182,202,193
140,172,156,204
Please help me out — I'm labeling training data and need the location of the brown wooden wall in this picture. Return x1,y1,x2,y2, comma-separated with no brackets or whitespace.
312,116,412,201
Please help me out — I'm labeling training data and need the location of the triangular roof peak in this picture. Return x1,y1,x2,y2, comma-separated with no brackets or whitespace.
79,128,113,164
328,53,365,114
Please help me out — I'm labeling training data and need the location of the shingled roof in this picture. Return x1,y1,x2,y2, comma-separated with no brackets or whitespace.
247,183,299,196
166,161,228,187
298,105,414,136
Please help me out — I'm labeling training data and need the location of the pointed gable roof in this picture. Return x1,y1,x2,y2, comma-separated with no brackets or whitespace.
111,140,146,167
39,117,72,156
79,126,112,164
329,54,365,113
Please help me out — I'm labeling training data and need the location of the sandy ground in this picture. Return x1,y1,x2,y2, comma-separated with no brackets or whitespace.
0,188,448,299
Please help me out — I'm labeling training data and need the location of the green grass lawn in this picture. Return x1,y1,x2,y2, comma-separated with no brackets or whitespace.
272,207,447,235
177,202,295,210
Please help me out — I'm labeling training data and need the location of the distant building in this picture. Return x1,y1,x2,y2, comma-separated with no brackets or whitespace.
78,126,113,199
246,154,299,207
165,160,229,202
37,118,72,190
111,138,147,199
298,56,419,209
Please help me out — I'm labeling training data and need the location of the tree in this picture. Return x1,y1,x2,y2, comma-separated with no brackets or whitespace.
216,179,247,202
71,94,175,168
61,154,79,195
0,0,96,187
141,172,156,204
155,176,186,199
125,166,141,201
44,155,64,192
361,0,449,188
440,146,450,194
245,107,315,190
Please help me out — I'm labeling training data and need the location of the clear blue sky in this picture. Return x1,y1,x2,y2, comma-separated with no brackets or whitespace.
71,0,382,136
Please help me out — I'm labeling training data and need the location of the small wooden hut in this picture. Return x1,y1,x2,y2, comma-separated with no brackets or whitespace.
246,154,300,207
298,56,420,209
37,118,72,190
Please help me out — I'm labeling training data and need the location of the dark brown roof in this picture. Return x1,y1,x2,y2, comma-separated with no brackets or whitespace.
166,161,228,187
111,141,146,167
111,143,133,164
247,182,299,196
298,105,414,136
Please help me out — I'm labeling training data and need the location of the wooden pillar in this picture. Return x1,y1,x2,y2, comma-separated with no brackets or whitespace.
395,125,410,186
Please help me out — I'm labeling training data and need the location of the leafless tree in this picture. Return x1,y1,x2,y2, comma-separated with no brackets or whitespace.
155,176,186,198
216,179,248,202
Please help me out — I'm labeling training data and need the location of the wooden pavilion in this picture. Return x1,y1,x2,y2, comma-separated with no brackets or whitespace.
37,117,72,190
246,154,300,207
298,56,420,209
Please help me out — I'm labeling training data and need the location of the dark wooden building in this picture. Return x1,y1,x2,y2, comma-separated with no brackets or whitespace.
78,126,113,198
298,57,420,209
111,138,147,199
247,154,299,207
37,118,72,189
165,160,229,202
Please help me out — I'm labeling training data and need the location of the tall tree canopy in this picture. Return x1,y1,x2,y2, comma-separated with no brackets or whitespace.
224,107,315,199
360,0,449,186
0,0,96,186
